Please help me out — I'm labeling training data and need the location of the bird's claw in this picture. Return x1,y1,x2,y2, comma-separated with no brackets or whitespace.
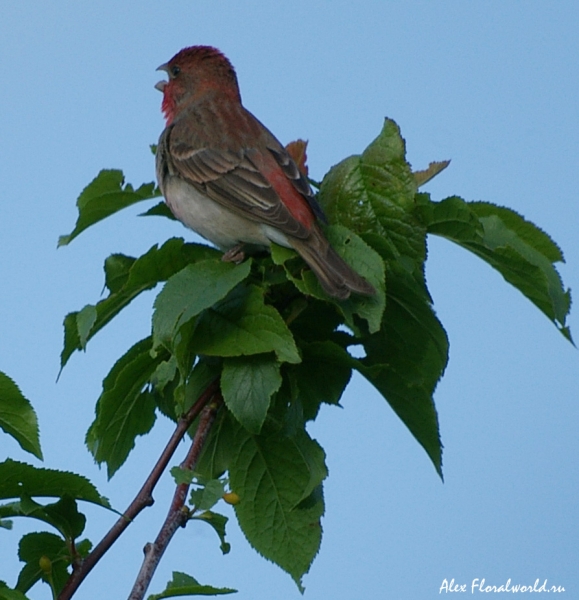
222,244,246,264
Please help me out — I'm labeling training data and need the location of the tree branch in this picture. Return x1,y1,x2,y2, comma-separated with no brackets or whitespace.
58,379,220,600
127,394,222,600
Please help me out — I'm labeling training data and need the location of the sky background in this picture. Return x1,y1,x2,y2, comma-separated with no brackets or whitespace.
1,2,578,599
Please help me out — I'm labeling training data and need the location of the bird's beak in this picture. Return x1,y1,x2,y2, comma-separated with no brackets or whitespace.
155,63,170,92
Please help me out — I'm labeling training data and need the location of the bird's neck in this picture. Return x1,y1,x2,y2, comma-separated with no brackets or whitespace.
165,87,243,126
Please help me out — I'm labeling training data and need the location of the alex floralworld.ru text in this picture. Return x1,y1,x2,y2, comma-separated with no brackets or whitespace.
439,578,565,593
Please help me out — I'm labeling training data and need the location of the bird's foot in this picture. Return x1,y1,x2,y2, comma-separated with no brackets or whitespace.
222,244,246,264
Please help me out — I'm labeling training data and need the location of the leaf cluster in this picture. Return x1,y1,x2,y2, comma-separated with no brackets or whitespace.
0,118,572,598
0,460,110,598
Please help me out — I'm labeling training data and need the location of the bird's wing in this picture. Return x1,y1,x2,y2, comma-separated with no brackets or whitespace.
159,115,323,239
266,145,327,224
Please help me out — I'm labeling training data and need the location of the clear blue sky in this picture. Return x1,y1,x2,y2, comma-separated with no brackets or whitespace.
1,2,577,598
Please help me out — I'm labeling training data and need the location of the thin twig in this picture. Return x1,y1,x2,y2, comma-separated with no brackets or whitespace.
57,379,220,600
127,394,222,600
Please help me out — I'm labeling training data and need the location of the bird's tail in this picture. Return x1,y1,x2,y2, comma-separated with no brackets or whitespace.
291,225,376,300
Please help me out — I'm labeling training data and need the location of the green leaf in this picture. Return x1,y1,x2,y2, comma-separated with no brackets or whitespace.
170,318,202,385
221,355,282,433
285,297,344,345
58,169,160,246
414,193,483,242
417,195,572,340
326,226,386,333
153,259,252,352
273,226,386,333
358,266,448,477
473,202,565,262
0,581,30,600
195,411,237,480
319,118,425,267
147,571,236,599
103,253,136,293
471,202,571,337
167,471,226,512
140,201,177,220
117,239,218,298
191,285,301,364
191,511,231,555
229,427,327,589
0,460,110,507
61,238,218,369
181,360,221,416
270,243,296,266
150,354,187,422
170,466,195,485
188,479,225,511
0,495,85,540
151,356,178,394
75,538,93,559
40,496,85,539
16,532,70,594
76,305,97,350
86,337,165,478
0,372,42,459
288,341,354,422
61,313,82,373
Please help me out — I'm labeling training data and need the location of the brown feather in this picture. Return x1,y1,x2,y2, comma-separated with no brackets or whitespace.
290,225,376,299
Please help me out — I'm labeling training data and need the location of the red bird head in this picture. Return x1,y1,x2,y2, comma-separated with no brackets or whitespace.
155,46,241,124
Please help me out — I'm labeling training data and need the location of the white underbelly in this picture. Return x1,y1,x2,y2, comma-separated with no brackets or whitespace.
162,176,290,250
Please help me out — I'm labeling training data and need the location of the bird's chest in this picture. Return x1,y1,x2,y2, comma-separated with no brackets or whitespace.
162,175,270,250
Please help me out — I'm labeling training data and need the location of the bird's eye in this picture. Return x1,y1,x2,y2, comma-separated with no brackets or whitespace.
171,65,181,77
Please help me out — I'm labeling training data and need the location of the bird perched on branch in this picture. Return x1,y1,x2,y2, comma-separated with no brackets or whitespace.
155,45,375,300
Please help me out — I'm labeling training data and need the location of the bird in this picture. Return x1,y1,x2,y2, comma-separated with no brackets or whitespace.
155,45,375,300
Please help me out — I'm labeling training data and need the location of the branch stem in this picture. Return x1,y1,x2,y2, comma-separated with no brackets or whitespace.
57,379,220,600
127,395,222,600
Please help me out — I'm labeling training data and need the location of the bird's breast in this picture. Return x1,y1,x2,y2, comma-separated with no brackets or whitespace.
162,175,290,250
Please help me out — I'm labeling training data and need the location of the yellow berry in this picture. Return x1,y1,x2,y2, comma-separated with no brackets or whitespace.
39,555,52,574
222,492,240,505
